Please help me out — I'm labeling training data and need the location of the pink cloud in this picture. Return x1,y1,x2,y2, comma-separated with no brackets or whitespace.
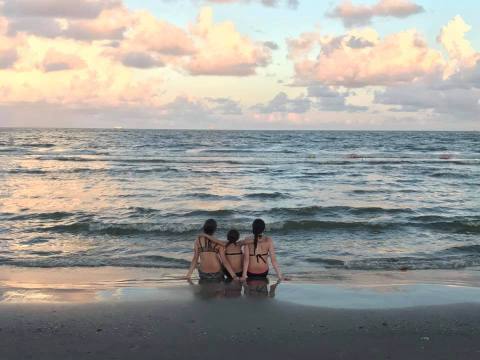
328,0,424,27
41,49,86,72
290,28,445,87
186,7,271,76
1,0,121,19
205,0,298,8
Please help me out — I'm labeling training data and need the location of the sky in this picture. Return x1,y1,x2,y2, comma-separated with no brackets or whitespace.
0,0,479,130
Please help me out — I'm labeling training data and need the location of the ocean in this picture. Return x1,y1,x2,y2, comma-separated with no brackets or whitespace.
1,128,479,278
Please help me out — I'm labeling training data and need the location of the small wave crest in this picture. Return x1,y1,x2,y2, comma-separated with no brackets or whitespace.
0,254,190,269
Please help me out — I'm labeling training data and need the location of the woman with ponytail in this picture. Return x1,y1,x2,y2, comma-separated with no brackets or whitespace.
242,219,284,280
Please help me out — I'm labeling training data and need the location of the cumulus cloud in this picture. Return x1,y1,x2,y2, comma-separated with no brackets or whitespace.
123,11,195,56
120,52,165,69
373,17,480,121
375,82,480,116
185,7,271,75
166,0,299,9
252,92,310,114
41,49,86,72
0,47,17,68
438,15,479,75
290,27,444,87
1,0,121,19
252,86,366,115
0,30,19,68
308,85,368,112
205,97,243,115
328,0,424,27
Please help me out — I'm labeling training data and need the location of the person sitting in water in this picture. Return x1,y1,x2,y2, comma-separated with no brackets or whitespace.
185,219,239,282
242,219,285,281
223,229,247,281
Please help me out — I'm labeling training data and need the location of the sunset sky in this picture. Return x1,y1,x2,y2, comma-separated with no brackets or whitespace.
0,0,479,130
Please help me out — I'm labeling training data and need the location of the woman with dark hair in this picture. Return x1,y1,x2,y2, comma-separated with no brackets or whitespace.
242,219,284,280
223,229,246,281
185,219,239,281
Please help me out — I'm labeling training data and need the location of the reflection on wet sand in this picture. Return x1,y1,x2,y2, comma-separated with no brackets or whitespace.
190,278,281,299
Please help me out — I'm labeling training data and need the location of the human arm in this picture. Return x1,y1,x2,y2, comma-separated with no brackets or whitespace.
237,237,254,246
268,238,285,281
218,247,239,281
185,239,200,279
241,244,249,281
199,233,227,247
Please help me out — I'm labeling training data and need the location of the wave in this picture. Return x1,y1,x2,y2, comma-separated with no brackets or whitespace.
445,244,480,254
23,143,56,148
270,217,480,234
245,192,290,200
6,211,78,221
19,237,52,245
306,255,480,270
40,222,202,236
0,254,190,269
270,205,414,217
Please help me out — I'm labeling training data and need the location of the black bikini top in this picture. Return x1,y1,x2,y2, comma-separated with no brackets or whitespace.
225,243,242,256
250,252,269,264
250,236,268,264
197,235,219,253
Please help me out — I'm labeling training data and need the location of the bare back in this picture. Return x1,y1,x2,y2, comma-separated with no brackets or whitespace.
197,235,222,273
225,243,243,273
246,236,270,274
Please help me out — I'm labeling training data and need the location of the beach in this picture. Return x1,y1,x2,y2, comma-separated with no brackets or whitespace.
2,267,480,359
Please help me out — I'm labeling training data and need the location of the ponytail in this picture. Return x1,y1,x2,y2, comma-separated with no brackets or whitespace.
254,233,260,255
252,219,266,255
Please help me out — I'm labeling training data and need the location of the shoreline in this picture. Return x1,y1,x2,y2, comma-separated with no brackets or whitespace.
2,265,480,306
2,266,480,359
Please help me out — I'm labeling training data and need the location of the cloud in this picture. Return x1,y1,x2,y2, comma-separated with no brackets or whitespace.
375,82,480,116
308,85,368,112
123,11,195,56
7,17,64,38
1,0,121,19
252,92,311,114
438,15,479,76
166,0,299,9
6,5,131,40
0,29,19,68
121,52,165,69
263,41,279,50
185,7,272,75
41,49,86,72
373,17,480,121
205,97,243,114
290,27,444,87
328,0,425,27
0,47,17,68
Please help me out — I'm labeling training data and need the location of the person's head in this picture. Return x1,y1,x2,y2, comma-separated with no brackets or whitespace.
227,229,240,245
202,219,217,235
252,218,265,254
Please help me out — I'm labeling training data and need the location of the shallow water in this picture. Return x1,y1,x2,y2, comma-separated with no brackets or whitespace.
1,129,479,276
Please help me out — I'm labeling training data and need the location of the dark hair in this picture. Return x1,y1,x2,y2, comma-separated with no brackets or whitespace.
203,219,217,235
252,219,265,254
227,229,240,245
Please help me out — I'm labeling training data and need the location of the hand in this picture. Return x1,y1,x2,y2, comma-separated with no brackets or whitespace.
240,276,247,282
232,276,240,282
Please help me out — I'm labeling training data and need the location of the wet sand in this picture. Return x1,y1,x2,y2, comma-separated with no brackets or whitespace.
2,267,480,359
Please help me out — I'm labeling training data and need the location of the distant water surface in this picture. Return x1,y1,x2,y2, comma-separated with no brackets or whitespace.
1,129,479,278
